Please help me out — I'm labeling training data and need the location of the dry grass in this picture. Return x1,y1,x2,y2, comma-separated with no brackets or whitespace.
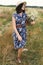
0,7,43,65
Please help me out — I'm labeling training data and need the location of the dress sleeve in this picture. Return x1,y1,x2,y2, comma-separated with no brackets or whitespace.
12,13,16,19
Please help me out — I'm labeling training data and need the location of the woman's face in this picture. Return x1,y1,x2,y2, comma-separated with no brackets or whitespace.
22,3,26,10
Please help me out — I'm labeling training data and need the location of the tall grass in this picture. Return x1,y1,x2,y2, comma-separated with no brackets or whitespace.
0,7,43,65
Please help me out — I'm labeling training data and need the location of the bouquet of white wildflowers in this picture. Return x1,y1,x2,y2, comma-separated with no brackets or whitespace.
26,10,38,25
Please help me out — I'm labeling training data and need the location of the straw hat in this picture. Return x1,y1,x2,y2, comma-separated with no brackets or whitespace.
16,0,27,8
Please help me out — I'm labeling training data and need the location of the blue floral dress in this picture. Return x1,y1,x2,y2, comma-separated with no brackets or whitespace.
12,12,27,49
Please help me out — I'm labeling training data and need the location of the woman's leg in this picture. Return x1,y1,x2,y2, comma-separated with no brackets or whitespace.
18,48,23,58
17,48,23,63
17,48,28,63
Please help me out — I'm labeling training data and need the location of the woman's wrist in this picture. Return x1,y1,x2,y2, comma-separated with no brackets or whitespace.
17,33,20,37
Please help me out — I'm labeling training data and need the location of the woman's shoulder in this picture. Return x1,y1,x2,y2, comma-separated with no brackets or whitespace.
12,12,17,18
23,13,27,17
12,13,20,21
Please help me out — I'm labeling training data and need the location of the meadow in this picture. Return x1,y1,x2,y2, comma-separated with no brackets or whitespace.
0,7,43,65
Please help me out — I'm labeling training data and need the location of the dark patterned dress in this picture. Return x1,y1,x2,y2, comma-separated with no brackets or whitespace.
12,12,27,49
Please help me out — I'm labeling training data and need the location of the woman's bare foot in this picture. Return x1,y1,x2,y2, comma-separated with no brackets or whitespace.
17,57,21,63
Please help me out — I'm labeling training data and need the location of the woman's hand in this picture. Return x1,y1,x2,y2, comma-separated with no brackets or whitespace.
31,21,35,25
17,34,22,41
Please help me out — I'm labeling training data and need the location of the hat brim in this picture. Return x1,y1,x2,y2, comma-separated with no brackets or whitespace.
16,2,26,9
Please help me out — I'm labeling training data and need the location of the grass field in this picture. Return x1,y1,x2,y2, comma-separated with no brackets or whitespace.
0,7,43,65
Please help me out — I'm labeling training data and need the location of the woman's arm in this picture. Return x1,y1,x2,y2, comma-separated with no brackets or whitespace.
12,16,22,41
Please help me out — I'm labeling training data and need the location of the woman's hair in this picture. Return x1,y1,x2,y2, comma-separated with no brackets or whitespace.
16,3,25,13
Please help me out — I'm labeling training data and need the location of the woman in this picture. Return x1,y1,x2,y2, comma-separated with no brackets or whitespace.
12,1,35,63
